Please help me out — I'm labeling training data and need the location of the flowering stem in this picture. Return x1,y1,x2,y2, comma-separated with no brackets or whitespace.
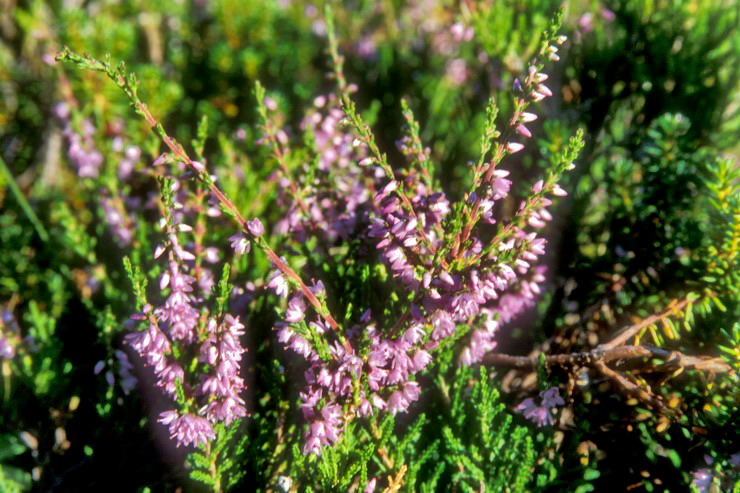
254,81,314,220
325,8,447,268
55,47,342,334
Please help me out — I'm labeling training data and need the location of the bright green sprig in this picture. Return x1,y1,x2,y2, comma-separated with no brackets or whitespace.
471,97,500,189
399,98,435,188
122,256,148,311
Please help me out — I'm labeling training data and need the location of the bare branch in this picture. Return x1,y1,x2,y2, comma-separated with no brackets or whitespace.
601,297,692,349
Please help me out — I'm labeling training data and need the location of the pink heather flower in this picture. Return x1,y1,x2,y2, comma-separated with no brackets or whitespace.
55,109,104,178
507,142,525,153
491,178,511,200
153,153,169,166
516,124,532,138
267,270,289,297
528,215,546,228
439,270,455,286
578,13,594,33
125,323,184,396
285,296,307,323
101,195,134,246
537,84,553,97
156,261,199,342
263,96,278,111
459,325,498,366
159,410,216,448
246,218,265,237
531,91,546,102
302,401,343,455
375,180,398,201
204,247,220,263
516,387,564,427
198,315,247,425
552,184,568,196
540,387,565,408
450,22,473,42
229,233,251,255
520,112,537,123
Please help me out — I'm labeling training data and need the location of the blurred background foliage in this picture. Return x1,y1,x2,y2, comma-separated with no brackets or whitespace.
0,0,738,491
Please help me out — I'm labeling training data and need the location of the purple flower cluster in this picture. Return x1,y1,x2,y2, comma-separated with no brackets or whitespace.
101,195,135,247
116,144,140,180
235,32,570,455
126,179,248,447
270,169,557,454
368,176,449,290
55,102,141,247
515,387,565,427
159,410,216,448
460,265,547,366
126,309,184,397
156,259,199,343
54,102,103,178
259,39,570,454
197,315,247,425
272,92,374,243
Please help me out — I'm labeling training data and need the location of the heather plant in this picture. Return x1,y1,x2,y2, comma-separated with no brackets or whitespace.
1,1,738,492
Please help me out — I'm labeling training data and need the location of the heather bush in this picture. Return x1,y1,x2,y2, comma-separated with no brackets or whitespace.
0,1,738,492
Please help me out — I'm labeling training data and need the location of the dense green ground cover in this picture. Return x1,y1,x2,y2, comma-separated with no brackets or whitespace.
0,1,738,491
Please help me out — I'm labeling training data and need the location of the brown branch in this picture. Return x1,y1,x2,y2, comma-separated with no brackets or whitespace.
600,297,692,349
484,295,733,410
591,360,664,410
483,345,731,375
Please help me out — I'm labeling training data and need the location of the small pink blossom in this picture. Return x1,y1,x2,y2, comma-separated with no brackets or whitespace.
507,142,525,153
229,233,251,255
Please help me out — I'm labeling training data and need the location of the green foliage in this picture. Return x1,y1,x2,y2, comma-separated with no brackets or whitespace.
188,422,248,491
438,365,537,492
0,0,738,491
